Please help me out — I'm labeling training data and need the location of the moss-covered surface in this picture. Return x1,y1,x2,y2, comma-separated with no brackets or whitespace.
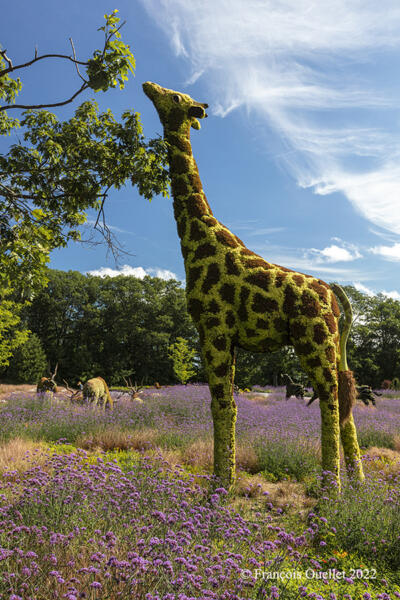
83,377,113,410
143,81,364,491
36,377,57,394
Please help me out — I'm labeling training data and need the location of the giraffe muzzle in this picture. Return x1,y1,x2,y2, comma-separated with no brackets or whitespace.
188,105,208,119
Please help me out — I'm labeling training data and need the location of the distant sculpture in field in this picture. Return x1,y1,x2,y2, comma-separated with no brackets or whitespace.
37,363,58,397
123,377,144,403
356,385,381,406
83,377,113,410
308,383,380,408
63,379,84,404
143,81,363,490
281,373,305,399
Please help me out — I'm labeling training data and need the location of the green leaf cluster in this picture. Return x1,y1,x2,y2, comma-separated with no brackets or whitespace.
0,289,29,368
168,337,197,385
86,10,136,92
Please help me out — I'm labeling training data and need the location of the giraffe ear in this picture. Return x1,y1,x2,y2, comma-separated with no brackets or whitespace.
191,118,201,130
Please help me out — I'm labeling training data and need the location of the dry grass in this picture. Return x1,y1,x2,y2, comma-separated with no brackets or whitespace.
76,427,158,452
236,441,260,473
0,383,37,399
232,472,315,515
182,438,213,469
245,394,274,407
362,446,400,478
0,437,48,475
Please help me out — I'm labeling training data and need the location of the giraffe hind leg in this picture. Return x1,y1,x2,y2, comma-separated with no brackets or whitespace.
294,345,341,491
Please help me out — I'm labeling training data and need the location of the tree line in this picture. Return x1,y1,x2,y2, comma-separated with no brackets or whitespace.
1,269,400,389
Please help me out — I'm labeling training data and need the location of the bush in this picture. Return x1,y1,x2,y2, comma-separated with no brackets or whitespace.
319,469,400,570
390,376,400,390
4,333,47,383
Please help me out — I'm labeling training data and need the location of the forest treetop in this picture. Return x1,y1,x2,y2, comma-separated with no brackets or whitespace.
4,269,400,390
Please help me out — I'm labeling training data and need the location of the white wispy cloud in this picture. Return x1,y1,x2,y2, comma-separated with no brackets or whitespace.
86,265,179,280
382,290,400,300
141,0,400,235
84,220,133,235
251,242,368,280
248,227,286,236
307,239,362,263
353,282,375,296
369,242,400,261
354,282,400,300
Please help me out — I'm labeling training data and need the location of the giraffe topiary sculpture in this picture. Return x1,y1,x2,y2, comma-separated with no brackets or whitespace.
143,81,364,491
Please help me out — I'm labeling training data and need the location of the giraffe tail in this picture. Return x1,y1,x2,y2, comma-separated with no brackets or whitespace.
330,283,357,424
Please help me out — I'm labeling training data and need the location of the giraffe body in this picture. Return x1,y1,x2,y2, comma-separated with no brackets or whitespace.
143,82,363,490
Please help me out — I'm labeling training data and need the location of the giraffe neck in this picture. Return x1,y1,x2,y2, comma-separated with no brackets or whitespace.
165,124,214,250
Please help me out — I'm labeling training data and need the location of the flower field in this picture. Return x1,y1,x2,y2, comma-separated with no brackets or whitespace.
0,385,399,599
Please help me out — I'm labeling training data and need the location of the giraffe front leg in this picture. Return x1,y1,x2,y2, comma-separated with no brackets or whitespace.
318,385,341,494
203,340,236,490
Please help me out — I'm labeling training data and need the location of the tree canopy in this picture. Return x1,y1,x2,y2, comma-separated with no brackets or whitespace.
0,10,170,367
7,269,198,386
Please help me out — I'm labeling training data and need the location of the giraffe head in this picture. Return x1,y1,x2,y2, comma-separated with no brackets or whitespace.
143,82,208,132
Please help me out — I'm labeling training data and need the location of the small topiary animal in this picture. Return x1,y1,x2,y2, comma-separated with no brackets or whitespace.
356,385,381,406
37,363,58,397
281,373,305,399
83,377,113,410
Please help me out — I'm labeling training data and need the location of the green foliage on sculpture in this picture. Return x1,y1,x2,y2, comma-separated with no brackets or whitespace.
83,376,113,410
168,337,196,385
5,332,47,383
144,81,364,492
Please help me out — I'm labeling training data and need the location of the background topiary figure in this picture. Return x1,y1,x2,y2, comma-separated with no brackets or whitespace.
83,376,113,410
143,81,363,491
37,362,58,397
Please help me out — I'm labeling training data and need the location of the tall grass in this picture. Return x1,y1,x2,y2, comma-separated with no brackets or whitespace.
254,436,320,481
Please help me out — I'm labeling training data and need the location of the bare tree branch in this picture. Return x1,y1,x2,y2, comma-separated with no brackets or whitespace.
0,49,13,70
69,38,87,84
0,83,88,112
0,52,87,77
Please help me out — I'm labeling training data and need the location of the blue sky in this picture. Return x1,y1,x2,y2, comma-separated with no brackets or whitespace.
3,0,400,298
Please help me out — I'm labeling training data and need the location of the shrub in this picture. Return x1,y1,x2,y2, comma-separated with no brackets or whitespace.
382,379,392,389
4,333,47,383
390,376,400,390
168,337,196,384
